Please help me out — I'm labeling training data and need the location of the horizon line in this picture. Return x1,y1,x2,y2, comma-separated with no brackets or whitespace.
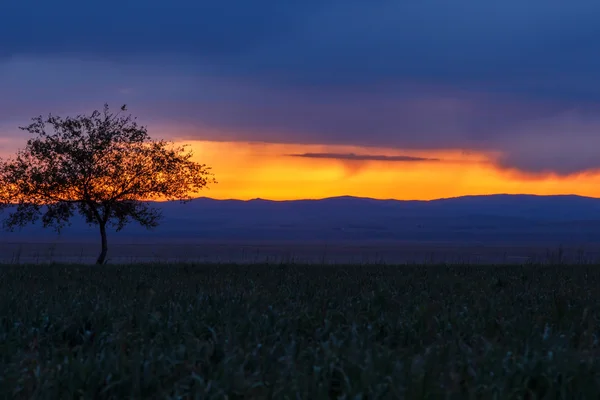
182,192,598,203
2,193,596,208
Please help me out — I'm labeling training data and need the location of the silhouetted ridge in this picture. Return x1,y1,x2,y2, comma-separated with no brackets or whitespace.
3,194,600,244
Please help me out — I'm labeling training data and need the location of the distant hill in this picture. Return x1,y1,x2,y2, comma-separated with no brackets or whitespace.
3,194,600,244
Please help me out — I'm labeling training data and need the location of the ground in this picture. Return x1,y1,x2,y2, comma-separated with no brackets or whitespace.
1,262,599,398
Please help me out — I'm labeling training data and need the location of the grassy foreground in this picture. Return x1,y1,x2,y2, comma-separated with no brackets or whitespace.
1,263,600,399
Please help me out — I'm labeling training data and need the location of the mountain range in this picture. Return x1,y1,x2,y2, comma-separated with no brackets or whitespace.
2,194,600,245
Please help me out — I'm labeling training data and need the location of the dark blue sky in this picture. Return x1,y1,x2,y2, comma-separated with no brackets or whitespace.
2,0,600,174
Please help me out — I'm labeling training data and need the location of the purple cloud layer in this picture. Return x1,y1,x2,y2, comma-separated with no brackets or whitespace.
1,0,600,175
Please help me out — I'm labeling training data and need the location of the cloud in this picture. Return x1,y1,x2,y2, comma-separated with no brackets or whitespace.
2,57,600,176
492,110,600,175
288,153,440,162
1,0,600,176
287,152,441,177
3,0,600,98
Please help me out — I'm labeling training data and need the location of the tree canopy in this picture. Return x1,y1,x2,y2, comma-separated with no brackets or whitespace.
0,104,216,264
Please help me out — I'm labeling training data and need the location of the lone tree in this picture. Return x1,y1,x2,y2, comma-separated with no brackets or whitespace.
0,104,216,264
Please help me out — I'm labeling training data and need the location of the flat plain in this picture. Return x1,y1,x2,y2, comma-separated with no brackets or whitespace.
0,240,597,265
1,262,600,398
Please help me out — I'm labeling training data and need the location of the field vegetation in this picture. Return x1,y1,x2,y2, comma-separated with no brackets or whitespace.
1,262,599,399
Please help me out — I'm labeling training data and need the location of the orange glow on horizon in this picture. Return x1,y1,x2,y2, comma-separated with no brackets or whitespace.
2,129,599,201
179,140,600,201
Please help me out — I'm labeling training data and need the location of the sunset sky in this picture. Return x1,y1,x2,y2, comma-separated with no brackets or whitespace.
2,0,600,200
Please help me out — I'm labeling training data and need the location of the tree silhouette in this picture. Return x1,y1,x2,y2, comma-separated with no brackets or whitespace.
0,104,216,264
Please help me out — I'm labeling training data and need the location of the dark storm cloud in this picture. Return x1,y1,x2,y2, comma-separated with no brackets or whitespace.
2,0,600,175
288,153,440,162
3,0,600,95
0,1,310,58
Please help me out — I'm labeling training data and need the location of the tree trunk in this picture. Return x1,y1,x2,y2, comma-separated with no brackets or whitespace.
96,223,108,265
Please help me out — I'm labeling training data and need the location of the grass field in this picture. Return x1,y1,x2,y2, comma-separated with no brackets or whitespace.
1,262,599,399
0,240,593,265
